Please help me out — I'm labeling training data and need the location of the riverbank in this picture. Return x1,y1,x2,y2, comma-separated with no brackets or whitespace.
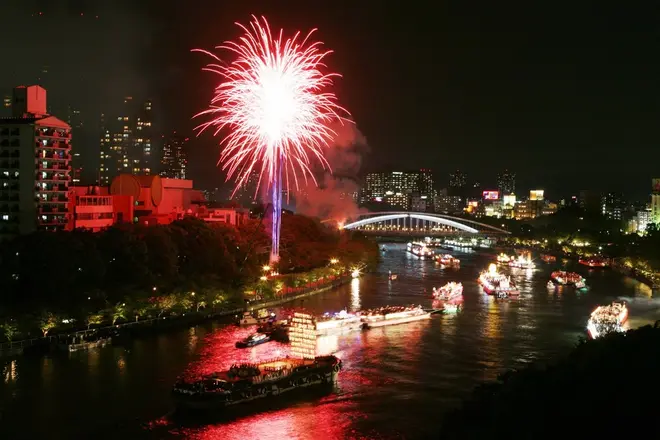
0,273,355,358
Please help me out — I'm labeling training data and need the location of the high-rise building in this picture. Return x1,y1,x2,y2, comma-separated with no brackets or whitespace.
601,192,623,221
232,168,261,206
448,169,467,197
651,179,660,224
99,97,154,186
360,170,434,210
68,106,83,184
161,132,188,180
0,85,72,239
497,170,515,195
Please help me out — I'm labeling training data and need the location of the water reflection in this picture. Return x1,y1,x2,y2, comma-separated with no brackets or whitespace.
350,278,361,311
3,359,17,384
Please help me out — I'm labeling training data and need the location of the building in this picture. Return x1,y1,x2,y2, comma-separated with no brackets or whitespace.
497,170,515,195
448,169,466,196
67,106,84,184
360,170,435,210
0,85,71,239
232,168,261,206
579,190,601,214
99,97,154,186
601,192,623,221
652,179,660,224
2,95,10,114
161,132,188,180
67,185,133,232
196,206,249,226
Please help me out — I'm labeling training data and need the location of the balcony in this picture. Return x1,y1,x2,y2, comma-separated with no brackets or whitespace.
36,162,70,172
36,141,70,150
35,129,71,139
35,152,71,161
37,184,68,193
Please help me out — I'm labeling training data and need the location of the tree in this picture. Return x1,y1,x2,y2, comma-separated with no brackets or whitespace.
86,313,104,330
108,302,127,325
0,320,18,342
154,295,177,317
38,312,59,337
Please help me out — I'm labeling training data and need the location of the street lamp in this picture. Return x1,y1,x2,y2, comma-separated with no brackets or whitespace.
262,265,271,272
330,258,339,265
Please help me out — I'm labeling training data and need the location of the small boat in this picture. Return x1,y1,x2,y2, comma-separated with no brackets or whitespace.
550,271,586,288
496,253,514,264
433,282,463,301
587,301,628,339
443,303,461,314
541,254,556,263
388,270,398,281
436,254,460,266
235,332,271,348
407,242,434,259
508,253,535,270
236,311,276,326
546,280,556,289
579,257,610,268
478,264,520,298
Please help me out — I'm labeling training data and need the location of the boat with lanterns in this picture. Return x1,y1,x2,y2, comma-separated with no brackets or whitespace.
360,305,431,329
541,254,557,263
173,313,341,412
433,282,463,301
407,241,434,259
236,310,276,326
443,303,461,314
587,301,628,339
496,253,514,264
315,310,364,336
478,264,520,298
436,254,460,266
579,257,610,268
508,253,535,270
550,271,587,289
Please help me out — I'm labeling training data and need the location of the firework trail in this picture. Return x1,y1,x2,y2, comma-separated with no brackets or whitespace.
195,15,349,263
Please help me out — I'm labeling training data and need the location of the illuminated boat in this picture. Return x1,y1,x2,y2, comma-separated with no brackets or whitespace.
478,264,520,298
587,301,628,339
315,310,363,336
172,355,341,411
436,254,460,266
541,254,556,263
433,282,463,301
388,270,398,281
235,332,271,348
579,257,610,268
407,242,434,259
508,253,535,269
236,310,276,326
547,280,556,289
360,305,431,329
443,303,461,314
550,271,586,288
496,253,514,264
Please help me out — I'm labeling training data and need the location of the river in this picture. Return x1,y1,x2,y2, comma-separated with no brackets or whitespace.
2,244,659,439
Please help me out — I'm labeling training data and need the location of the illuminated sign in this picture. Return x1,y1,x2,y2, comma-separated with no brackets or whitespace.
503,194,516,206
530,190,544,201
482,191,500,200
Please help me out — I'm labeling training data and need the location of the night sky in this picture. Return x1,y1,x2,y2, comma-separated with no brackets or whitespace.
2,1,659,199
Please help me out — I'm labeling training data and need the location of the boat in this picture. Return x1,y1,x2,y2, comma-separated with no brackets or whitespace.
547,280,556,289
478,264,520,298
388,270,398,281
587,301,628,339
360,305,431,329
579,257,610,268
57,336,112,353
508,253,535,270
541,254,556,263
315,310,363,336
436,254,460,266
433,282,463,301
236,310,276,326
172,355,341,411
443,303,461,314
407,242,434,259
496,253,514,264
236,332,271,348
550,271,586,287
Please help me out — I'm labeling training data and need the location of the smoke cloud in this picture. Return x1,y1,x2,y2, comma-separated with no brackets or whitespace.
294,120,370,225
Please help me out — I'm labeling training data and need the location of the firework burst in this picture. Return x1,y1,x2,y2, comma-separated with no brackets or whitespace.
194,15,349,196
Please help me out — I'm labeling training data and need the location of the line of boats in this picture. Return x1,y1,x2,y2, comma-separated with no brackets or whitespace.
407,242,461,266
496,252,536,270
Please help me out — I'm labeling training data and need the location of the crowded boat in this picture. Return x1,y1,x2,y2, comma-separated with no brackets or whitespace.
478,264,520,298
360,305,431,328
496,253,513,264
508,253,535,269
436,254,460,266
550,271,587,289
587,301,628,339
433,282,463,301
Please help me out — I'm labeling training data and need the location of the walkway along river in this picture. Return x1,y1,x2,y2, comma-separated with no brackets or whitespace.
1,244,659,439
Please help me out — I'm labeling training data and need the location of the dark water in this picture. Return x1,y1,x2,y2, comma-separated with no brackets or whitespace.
2,244,659,439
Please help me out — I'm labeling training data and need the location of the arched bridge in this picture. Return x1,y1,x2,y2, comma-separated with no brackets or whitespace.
341,212,509,236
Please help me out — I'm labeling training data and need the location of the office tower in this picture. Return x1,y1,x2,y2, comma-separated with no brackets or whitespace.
161,132,188,179
0,86,71,239
68,106,83,184
497,169,515,195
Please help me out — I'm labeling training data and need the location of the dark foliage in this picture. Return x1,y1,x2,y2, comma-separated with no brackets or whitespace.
440,324,660,439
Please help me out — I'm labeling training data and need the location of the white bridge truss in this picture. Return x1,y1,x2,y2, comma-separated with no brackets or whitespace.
342,212,509,235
